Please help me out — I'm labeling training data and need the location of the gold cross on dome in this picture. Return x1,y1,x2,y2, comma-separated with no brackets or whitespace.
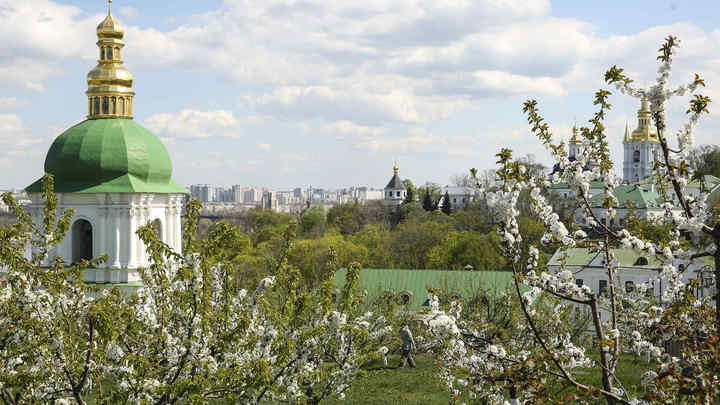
108,0,112,14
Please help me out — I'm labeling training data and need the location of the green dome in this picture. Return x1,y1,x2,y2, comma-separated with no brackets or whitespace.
26,119,187,194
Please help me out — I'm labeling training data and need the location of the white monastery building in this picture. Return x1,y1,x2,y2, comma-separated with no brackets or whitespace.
24,7,187,288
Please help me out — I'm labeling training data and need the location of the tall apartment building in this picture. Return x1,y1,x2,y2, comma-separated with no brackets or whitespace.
232,185,248,203
190,184,216,202
243,187,261,204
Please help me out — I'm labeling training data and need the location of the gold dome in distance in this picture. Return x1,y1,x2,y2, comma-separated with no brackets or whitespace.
629,97,659,143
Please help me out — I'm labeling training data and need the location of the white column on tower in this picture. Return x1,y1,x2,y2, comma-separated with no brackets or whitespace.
173,198,182,254
127,205,138,269
119,206,131,269
110,206,121,268
165,197,173,249
97,207,106,266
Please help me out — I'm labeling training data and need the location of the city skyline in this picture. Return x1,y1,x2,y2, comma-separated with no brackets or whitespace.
1,0,719,190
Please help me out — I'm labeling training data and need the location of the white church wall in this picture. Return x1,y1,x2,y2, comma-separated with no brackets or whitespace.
25,192,185,285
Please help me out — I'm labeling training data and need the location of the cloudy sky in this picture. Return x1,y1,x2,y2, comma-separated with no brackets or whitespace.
1,0,719,190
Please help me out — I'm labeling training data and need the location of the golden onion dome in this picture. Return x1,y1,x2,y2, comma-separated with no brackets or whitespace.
569,125,581,145
86,0,135,119
87,64,134,87
97,0,124,39
630,96,659,142
97,13,124,38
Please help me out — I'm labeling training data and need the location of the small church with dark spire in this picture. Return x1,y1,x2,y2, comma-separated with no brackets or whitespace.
384,163,406,205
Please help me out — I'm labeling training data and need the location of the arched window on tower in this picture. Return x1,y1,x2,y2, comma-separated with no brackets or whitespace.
119,97,125,115
102,97,109,114
106,47,113,60
111,97,116,114
633,150,640,163
94,97,100,115
100,47,105,60
71,219,93,264
115,47,120,60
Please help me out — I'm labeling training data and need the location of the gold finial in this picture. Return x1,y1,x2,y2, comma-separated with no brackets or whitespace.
393,161,399,175
86,4,135,119
640,95,649,112
569,123,581,145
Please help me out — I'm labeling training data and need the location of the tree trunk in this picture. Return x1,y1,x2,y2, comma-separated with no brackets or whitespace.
590,298,615,405
714,243,720,336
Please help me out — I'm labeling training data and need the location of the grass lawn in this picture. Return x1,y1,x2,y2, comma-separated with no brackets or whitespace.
302,353,654,404
575,354,649,397
88,353,655,404
311,354,456,405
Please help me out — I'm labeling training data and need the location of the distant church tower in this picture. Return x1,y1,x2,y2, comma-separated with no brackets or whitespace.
568,125,582,160
25,2,188,288
384,163,406,206
623,97,661,183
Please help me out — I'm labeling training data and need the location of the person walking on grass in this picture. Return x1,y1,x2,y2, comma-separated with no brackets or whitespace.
399,323,416,368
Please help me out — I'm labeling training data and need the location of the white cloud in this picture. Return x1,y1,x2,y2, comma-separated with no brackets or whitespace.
0,114,23,135
323,120,386,140
117,6,139,20
143,109,245,140
115,1,717,128
251,85,467,125
0,0,98,90
351,127,456,154
0,114,48,164
257,143,271,150
469,70,566,97
4,1,719,127
0,97,27,109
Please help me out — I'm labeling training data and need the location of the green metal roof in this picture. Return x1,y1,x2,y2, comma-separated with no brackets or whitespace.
637,174,720,191
87,281,144,287
26,119,187,194
548,247,714,268
333,268,515,309
588,184,662,209
548,180,605,190
548,248,664,268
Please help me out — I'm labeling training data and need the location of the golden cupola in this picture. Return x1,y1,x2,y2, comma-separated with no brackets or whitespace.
86,0,135,119
628,97,659,143
569,125,581,145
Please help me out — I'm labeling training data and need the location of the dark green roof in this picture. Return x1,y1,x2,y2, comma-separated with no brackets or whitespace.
588,184,662,209
637,174,720,191
26,119,187,194
333,268,515,309
548,180,605,190
548,248,663,268
385,174,404,189
548,247,714,268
